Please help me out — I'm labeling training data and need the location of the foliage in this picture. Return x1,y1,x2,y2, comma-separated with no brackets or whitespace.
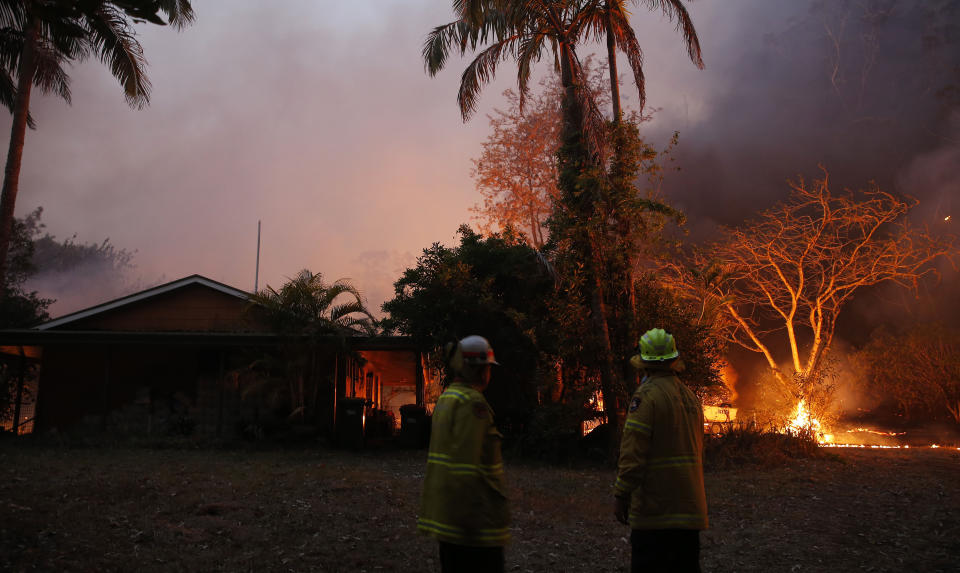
0,206,50,328
547,119,686,436
596,0,702,120
382,226,556,429
674,166,958,401
244,270,376,429
470,82,561,248
424,1,703,457
0,206,138,320
250,269,376,337
632,272,724,394
853,323,960,424
703,422,827,470
0,0,194,300
469,61,608,248
28,211,138,310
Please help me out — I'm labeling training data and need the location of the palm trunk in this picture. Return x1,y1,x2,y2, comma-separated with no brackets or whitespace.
0,18,39,296
605,3,622,124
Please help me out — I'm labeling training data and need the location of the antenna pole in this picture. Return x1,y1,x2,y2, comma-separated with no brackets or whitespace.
254,220,261,293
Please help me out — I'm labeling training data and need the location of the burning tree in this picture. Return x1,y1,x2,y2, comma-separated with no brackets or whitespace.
677,166,957,409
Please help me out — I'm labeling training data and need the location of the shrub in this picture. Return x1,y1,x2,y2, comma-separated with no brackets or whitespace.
704,423,827,470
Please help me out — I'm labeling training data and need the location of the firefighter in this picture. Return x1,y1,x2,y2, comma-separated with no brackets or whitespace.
614,328,708,573
417,335,509,573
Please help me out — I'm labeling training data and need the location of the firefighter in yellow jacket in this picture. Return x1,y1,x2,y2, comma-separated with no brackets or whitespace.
418,335,509,573
614,328,708,573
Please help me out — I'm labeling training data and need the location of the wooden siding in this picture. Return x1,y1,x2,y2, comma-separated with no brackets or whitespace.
57,284,265,332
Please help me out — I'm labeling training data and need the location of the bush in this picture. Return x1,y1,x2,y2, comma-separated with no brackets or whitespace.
704,423,828,470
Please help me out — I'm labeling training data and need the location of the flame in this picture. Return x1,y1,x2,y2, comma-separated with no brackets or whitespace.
720,364,739,402
783,410,957,449
786,399,833,443
846,427,906,437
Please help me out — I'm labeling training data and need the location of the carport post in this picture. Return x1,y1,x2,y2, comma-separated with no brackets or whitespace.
216,349,225,438
415,350,424,407
12,347,25,434
101,347,112,431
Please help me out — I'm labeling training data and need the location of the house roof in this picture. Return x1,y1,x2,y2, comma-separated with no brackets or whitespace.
0,274,421,354
35,274,251,331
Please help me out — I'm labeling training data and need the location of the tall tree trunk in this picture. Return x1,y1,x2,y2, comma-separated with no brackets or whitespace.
0,18,39,296
558,44,623,459
605,2,622,124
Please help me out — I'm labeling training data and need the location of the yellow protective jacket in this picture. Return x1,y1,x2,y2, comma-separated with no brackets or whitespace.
417,382,510,546
614,371,708,530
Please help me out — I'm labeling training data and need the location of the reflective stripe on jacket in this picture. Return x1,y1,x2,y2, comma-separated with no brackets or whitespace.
615,372,708,530
417,383,510,546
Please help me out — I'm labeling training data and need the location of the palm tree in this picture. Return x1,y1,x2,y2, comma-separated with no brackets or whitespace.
0,0,194,296
425,0,609,155
248,270,377,423
250,269,377,337
425,0,631,444
424,0,703,453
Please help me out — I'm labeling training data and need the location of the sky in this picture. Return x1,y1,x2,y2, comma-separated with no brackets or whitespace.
3,0,957,322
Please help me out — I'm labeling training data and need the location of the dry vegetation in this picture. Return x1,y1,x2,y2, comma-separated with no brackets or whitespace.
1,443,958,572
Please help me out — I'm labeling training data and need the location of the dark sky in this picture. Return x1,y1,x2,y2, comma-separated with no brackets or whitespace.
2,0,956,322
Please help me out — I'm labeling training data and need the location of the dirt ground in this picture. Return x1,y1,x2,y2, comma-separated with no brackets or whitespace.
1,443,957,572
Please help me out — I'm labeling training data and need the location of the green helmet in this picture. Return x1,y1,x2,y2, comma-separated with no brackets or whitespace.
637,328,679,362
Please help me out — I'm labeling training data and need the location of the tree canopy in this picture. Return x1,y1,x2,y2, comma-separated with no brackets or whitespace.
675,167,958,408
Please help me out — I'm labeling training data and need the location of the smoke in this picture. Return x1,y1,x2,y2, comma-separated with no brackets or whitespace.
351,249,418,320
636,0,960,386
653,0,959,232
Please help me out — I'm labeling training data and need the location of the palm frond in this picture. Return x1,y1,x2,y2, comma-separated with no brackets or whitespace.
610,11,646,109
31,37,72,103
458,35,520,120
154,0,196,30
423,20,477,77
638,0,702,68
81,4,150,108
0,1,25,29
515,31,547,112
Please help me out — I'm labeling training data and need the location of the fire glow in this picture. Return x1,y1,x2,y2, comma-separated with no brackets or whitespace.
786,399,833,443
782,400,958,450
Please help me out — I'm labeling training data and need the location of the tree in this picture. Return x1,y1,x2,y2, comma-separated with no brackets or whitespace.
247,270,376,425
854,324,960,425
675,167,958,410
471,84,561,248
0,0,194,297
0,205,48,328
27,213,138,312
382,225,557,432
596,0,701,122
425,1,701,455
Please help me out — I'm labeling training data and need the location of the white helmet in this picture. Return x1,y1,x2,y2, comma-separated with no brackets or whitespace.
459,335,499,366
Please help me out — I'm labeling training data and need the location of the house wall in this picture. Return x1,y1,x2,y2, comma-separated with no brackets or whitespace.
34,344,256,438
60,284,263,332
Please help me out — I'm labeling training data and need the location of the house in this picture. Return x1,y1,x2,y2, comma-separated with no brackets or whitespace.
0,275,426,440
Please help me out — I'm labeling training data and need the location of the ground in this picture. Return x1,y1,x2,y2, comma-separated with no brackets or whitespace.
1,444,957,572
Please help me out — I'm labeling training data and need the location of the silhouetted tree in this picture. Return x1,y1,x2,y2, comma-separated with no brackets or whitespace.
0,0,194,297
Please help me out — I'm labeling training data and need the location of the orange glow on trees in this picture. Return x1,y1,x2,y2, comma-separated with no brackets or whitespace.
470,84,562,248
675,166,958,412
